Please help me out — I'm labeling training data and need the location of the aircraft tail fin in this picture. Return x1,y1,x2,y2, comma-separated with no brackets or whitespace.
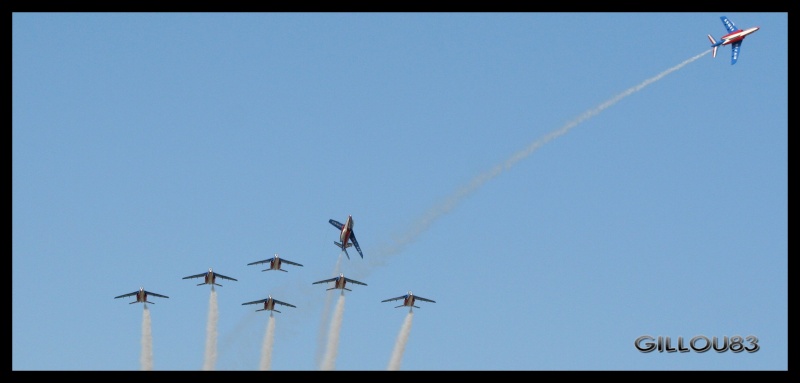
707,34,718,58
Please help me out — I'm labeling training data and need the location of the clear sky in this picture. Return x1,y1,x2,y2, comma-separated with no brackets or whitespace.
12,12,787,371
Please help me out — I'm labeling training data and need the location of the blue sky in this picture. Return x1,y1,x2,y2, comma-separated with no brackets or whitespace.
12,12,787,371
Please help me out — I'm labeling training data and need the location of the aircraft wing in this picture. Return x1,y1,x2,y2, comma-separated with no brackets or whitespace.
329,219,344,230
273,299,296,308
242,298,269,305
281,258,304,267
344,277,367,286
114,291,138,299
381,295,406,303
721,16,736,33
312,277,338,285
246,259,271,266
349,232,364,258
414,295,436,303
145,291,169,299
215,273,238,282
731,41,742,65
182,273,206,280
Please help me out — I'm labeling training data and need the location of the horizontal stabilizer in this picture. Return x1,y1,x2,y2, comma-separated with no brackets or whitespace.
334,241,353,249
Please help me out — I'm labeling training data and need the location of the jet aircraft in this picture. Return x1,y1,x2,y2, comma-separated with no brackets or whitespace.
312,273,367,292
182,268,238,287
329,215,363,259
242,295,296,314
707,16,760,65
114,287,169,304
246,253,303,272
381,291,436,311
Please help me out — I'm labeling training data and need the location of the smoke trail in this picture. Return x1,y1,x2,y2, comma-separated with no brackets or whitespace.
373,51,711,260
202,287,219,370
259,315,276,370
387,311,414,371
140,305,153,371
315,255,342,368
320,293,346,370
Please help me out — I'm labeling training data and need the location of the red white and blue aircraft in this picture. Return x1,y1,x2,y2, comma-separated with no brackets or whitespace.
329,215,363,259
247,253,303,272
381,291,436,312
312,273,367,293
707,16,760,65
242,295,296,314
114,287,169,304
182,268,238,287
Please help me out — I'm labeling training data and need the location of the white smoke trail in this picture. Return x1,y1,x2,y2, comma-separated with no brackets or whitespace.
373,51,711,259
202,287,219,370
315,255,342,368
140,305,153,371
320,293,346,370
259,315,276,370
387,311,414,371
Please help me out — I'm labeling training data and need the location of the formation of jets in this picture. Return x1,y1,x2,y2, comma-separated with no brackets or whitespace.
707,16,760,65
115,214,440,320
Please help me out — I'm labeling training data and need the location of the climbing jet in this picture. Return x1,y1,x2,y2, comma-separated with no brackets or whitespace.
247,253,303,272
329,215,363,259
242,295,296,314
707,16,760,65
182,268,238,287
381,291,436,312
114,287,169,304
312,273,367,293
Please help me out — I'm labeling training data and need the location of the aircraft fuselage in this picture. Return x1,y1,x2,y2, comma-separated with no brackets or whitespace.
718,27,760,46
340,216,353,245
